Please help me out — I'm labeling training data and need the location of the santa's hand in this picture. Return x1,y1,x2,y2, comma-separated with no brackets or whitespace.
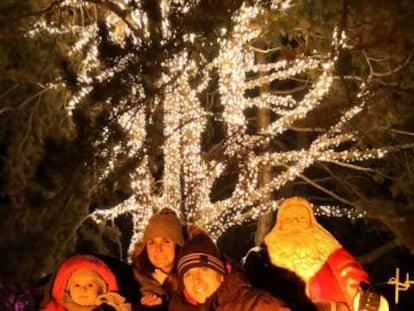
140,293,162,306
95,292,131,311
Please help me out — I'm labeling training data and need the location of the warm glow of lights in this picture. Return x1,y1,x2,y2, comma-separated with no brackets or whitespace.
29,0,402,254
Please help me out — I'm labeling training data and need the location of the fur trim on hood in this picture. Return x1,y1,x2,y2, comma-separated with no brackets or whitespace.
50,255,119,305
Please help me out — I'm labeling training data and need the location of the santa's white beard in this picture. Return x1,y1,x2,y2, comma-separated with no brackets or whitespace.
267,228,340,282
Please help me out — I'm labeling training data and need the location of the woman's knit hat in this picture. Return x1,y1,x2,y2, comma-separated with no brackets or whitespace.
177,233,226,278
143,208,184,247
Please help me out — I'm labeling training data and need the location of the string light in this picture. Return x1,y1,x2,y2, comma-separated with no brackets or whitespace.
315,205,367,219
29,0,401,252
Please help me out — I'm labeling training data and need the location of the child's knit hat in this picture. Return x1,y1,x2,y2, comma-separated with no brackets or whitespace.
177,233,226,278
143,208,184,247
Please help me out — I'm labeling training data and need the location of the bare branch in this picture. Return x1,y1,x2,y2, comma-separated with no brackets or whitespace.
298,172,357,207
363,50,412,78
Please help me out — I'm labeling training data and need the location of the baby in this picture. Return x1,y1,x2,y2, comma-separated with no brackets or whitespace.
42,254,130,311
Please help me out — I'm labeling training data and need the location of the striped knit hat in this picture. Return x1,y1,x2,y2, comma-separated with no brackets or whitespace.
177,233,226,278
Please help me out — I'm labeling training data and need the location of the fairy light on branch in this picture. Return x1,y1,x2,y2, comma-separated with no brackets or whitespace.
270,0,293,10
88,1,376,240
36,0,406,244
315,205,367,219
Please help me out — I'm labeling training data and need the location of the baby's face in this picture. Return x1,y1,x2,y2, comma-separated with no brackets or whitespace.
68,275,101,306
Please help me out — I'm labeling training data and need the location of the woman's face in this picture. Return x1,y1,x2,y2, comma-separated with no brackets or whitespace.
146,237,176,272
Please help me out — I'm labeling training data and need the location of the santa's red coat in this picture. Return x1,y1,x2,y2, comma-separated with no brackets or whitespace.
307,248,369,309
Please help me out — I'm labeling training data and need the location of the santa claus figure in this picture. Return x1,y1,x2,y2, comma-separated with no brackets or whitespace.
251,196,388,311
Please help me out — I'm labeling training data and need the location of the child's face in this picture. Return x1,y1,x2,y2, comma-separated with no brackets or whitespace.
68,274,101,306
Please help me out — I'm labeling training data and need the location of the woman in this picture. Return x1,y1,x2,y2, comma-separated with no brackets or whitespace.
132,208,185,310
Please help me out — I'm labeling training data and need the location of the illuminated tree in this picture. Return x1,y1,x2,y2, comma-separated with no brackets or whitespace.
1,0,413,284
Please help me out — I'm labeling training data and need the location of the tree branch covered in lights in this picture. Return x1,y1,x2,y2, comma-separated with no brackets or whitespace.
1,0,414,282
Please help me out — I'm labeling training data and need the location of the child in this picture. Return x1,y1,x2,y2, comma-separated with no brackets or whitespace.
42,254,131,311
